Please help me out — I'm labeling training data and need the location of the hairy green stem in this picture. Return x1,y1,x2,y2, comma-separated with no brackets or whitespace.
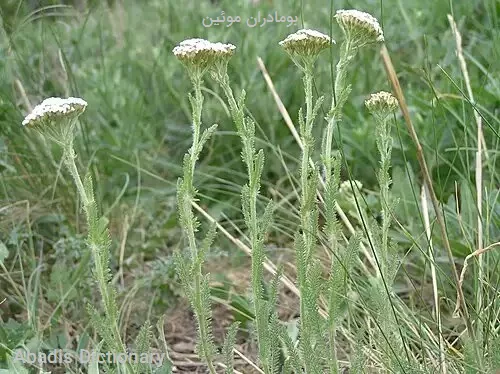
181,73,217,374
63,144,89,208
328,323,338,374
302,66,315,261
217,72,271,374
297,64,316,374
373,113,411,369
62,142,130,370
376,116,392,361
322,41,356,374
324,40,353,186
376,116,391,268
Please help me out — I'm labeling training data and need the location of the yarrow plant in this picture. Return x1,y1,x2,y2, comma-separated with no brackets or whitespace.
174,36,283,374
14,5,495,374
9,3,496,373
321,13,385,279
171,8,479,374
172,10,396,374
21,97,155,373
208,40,281,373
323,10,385,177
365,91,408,370
323,11,384,372
173,37,236,374
277,11,385,374
278,24,358,373
365,91,398,272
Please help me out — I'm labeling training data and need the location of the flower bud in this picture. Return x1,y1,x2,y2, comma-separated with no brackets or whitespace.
365,91,398,119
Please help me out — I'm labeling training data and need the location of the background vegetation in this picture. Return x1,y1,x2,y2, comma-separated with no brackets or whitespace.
1,0,498,372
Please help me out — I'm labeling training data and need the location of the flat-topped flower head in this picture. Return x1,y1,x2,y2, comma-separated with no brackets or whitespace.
22,97,87,145
279,29,334,58
22,97,87,128
365,91,398,119
173,38,236,73
335,9,384,48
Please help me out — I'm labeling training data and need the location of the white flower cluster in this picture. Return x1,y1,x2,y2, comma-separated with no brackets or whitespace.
365,91,398,117
279,29,334,56
335,9,384,45
22,97,87,127
173,38,235,68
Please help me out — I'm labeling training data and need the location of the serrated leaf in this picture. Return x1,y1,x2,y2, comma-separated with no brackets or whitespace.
280,322,301,374
310,95,325,124
253,149,265,183
87,304,115,352
194,274,217,361
198,223,217,264
298,107,305,136
134,321,153,373
245,117,256,140
196,124,218,159
258,200,274,240
173,251,193,299
268,265,282,312
222,321,240,374
241,184,251,229
268,311,282,374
